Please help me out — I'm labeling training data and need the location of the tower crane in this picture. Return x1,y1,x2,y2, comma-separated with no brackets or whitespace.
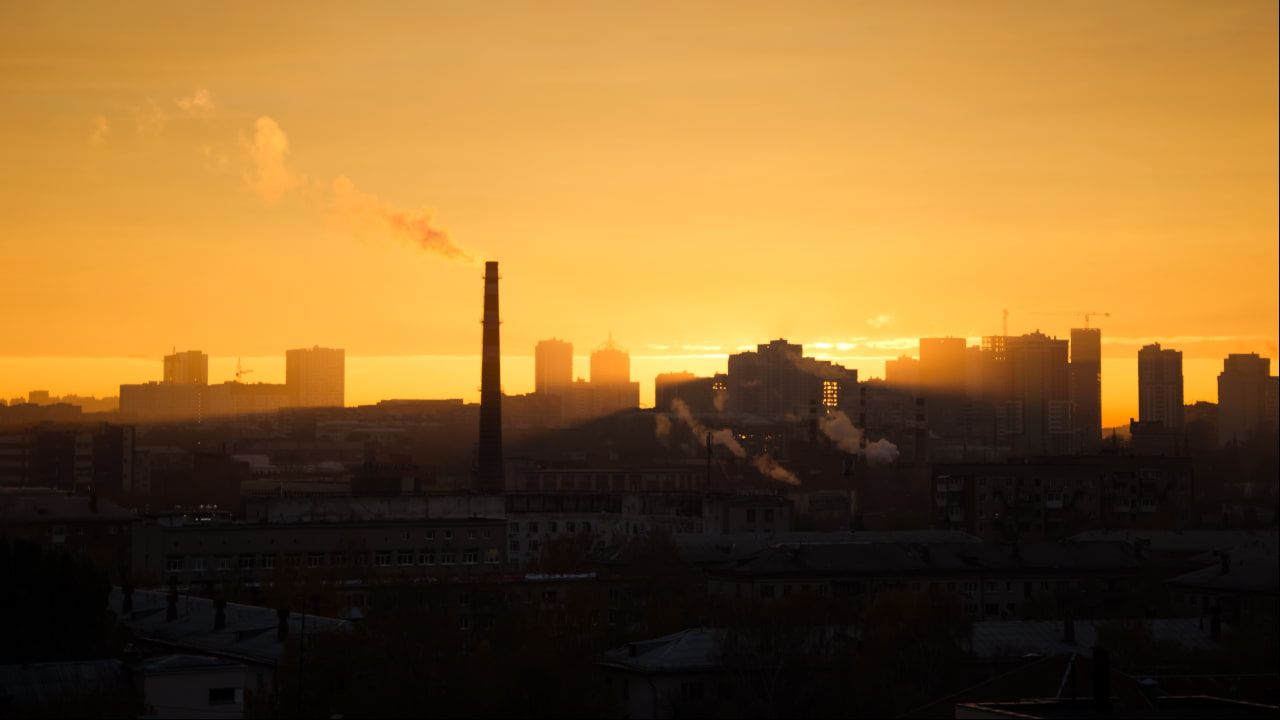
235,358,253,383
1082,311,1109,328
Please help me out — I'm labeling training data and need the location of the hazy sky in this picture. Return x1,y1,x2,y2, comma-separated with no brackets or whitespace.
1,1,1276,424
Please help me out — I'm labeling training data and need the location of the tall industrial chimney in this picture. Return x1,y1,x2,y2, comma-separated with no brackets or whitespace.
476,260,504,491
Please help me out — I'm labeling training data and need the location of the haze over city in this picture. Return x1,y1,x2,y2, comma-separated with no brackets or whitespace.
2,1,1276,427
1,3,1277,719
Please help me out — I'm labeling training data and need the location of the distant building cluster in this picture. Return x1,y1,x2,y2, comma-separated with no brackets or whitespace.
506,336,642,427
117,347,345,422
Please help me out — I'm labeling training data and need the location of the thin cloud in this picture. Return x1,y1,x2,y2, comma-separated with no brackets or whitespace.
89,115,110,145
867,313,895,329
176,88,215,116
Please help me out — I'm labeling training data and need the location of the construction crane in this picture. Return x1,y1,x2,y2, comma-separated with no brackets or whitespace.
1029,310,1111,328
1082,311,1109,328
234,358,253,383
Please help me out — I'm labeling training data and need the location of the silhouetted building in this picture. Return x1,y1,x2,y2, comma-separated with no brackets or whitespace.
120,382,202,421
933,456,1195,541
726,339,858,419
1216,353,1272,446
590,337,631,386
884,355,920,391
1070,328,1102,453
286,346,345,407
476,261,503,491
1003,332,1072,455
534,338,573,396
163,350,208,386
203,381,290,417
1138,343,1183,429
655,372,724,415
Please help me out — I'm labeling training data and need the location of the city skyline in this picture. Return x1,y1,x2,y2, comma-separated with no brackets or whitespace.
1,0,1276,429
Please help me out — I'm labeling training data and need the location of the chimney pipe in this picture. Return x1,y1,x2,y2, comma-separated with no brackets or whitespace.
1093,646,1110,713
277,607,290,642
214,598,227,631
476,261,503,492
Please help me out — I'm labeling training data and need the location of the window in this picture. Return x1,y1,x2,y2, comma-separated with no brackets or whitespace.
984,603,999,616
528,540,539,553
462,550,477,565
550,521,559,534
759,584,775,599
567,521,576,533
510,540,520,553
262,555,276,570
484,548,500,564
331,553,345,567
442,552,457,565
482,529,492,540
459,616,470,630
307,553,324,568
528,522,539,534
764,509,774,523
238,555,254,571
375,551,392,567
166,556,184,573
424,530,434,541
509,522,520,534
746,509,757,522
213,556,231,572
398,550,413,566
582,521,591,533
444,530,454,542
208,688,237,706
421,552,436,566
467,529,477,540
192,556,207,573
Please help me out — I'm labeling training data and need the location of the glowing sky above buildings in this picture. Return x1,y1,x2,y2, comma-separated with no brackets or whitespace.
1,0,1276,425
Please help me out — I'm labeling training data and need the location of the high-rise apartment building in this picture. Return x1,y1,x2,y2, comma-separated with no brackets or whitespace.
285,346,345,407
534,339,573,396
1217,353,1271,446
726,339,858,419
163,351,208,386
1138,343,1183,429
590,338,631,386
1069,328,1102,453
1003,331,1072,455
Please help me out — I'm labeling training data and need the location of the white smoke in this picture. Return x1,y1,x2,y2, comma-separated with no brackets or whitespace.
669,398,745,458
752,453,800,486
820,410,899,467
654,413,672,446
865,438,900,467
819,411,863,453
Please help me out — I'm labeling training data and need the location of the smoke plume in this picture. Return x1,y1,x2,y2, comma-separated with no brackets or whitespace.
653,413,672,446
669,398,745,458
245,116,302,205
865,438,900,467
330,175,473,263
820,410,900,467
819,411,863,453
752,453,800,486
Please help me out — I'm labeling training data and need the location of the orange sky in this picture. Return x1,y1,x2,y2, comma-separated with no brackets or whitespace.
1,1,1276,426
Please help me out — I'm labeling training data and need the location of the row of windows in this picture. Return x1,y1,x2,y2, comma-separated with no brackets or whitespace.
165,548,501,573
508,520,593,535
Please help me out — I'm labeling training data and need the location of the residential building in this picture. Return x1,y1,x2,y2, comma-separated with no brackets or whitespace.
534,338,573,396
1138,343,1184,429
1069,328,1102,453
164,351,209,386
285,346,345,408
1216,353,1272,446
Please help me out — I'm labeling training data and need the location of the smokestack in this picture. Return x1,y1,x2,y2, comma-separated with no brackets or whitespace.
476,261,503,492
